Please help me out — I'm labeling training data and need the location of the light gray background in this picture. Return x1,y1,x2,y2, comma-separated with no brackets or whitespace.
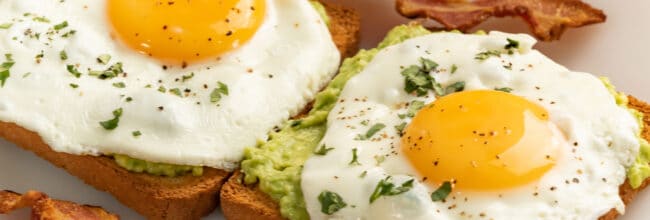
1,0,648,219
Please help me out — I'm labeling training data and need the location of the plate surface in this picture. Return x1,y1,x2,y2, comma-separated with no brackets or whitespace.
1,0,649,219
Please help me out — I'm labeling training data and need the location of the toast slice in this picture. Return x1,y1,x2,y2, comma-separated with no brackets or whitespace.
0,2,360,220
220,95,650,219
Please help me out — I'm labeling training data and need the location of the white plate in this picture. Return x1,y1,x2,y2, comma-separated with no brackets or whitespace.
1,0,649,219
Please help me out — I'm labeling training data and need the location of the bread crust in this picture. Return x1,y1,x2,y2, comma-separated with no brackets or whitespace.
0,2,360,220
221,93,650,219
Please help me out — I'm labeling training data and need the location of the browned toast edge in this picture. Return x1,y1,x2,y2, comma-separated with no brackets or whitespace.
0,2,360,220
221,94,650,219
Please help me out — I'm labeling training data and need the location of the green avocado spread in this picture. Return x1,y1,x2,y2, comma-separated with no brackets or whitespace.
601,78,650,188
240,24,431,220
110,1,332,178
241,24,650,220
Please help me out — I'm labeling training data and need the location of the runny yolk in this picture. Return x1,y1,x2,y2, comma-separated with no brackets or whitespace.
107,0,266,65
401,90,566,191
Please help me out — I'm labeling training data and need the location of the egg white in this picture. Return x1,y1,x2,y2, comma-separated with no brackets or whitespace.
301,32,640,219
0,0,340,170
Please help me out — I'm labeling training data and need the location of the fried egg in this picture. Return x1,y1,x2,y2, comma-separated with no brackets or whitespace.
301,32,640,219
0,0,339,170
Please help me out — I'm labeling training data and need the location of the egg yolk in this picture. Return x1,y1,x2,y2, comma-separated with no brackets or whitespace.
402,90,566,191
107,0,266,65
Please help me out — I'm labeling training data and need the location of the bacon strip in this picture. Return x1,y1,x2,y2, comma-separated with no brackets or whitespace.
396,0,606,41
0,190,119,220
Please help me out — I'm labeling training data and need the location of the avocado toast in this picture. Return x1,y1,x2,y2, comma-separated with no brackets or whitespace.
220,24,650,220
0,2,360,219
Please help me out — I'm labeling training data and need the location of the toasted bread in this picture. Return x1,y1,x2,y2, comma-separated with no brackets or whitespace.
0,2,360,220
220,97,650,219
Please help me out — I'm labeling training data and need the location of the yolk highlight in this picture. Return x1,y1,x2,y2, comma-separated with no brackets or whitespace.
402,90,565,191
107,0,266,65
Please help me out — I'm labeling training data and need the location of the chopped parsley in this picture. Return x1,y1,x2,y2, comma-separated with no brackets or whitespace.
69,83,78,88
349,148,361,166
181,72,195,82
59,50,68,61
0,23,12,29
369,177,415,203
318,191,347,215
132,130,142,137
355,123,386,140
61,30,76,38
395,122,407,136
53,21,68,31
444,81,465,95
125,97,133,102
314,144,334,156
495,87,513,93
32,16,50,23
430,181,452,202
401,57,442,96
112,82,126,88
210,81,229,103
405,100,424,118
169,88,182,97
157,86,166,93
450,64,458,74
0,54,15,87
475,50,501,61
66,65,82,78
99,108,123,130
97,54,111,65
91,62,123,79
505,38,520,50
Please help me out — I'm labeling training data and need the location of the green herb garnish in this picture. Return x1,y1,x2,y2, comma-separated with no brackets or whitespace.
444,81,465,95
0,23,13,29
112,82,126,88
99,108,123,130
66,65,81,78
395,122,407,136
97,54,111,65
181,72,195,82
505,38,520,50
69,83,78,88
59,50,68,61
406,100,424,118
210,81,229,103
169,88,182,97
33,16,50,23
355,123,386,140
314,144,334,156
369,177,415,203
495,87,513,93
132,130,142,137
318,191,347,215
0,54,15,87
401,58,442,96
475,50,501,61
349,148,361,166
53,21,68,31
157,86,166,93
430,181,452,202
450,64,458,74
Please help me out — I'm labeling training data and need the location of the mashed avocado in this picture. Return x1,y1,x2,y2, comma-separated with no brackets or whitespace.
601,78,650,188
241,24,431,220
114,154,203,177
111,1,332,178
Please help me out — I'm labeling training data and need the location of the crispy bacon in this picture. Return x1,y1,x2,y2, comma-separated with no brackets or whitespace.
396,0,606,41
0,190,119,220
